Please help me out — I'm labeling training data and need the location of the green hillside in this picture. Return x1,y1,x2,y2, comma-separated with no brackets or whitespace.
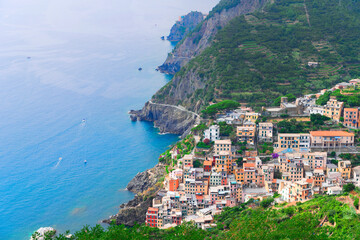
155,0,360,109
41,195,360,239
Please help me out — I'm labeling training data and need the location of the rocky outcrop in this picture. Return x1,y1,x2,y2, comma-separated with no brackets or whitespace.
167,11,204,42
30,227,56,240
159,0,268,74
129,101,199,135
103,164,165,227
127,163,165,194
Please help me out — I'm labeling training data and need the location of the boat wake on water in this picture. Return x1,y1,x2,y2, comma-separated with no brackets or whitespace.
53,157,63,169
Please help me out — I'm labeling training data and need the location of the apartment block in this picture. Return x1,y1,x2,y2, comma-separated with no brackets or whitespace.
214,139,232,155
323,96,344,122
258,122,273,142
343,108,359,128
237,125,256,145
310,131,354,149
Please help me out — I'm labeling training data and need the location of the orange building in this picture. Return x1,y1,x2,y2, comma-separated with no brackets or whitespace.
146,207,159,228
169,178,179,191
343,108,359,128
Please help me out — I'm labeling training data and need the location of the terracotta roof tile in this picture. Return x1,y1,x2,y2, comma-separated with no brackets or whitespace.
310,131,354,137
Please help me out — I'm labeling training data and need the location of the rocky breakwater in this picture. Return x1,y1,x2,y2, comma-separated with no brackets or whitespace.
167,11,204,42
129,101,199,136
158,0,268,74
103,163,166,226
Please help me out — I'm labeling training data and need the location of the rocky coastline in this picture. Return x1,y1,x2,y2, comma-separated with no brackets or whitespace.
129,101,198,136
103,0,268,228
103,163,166,226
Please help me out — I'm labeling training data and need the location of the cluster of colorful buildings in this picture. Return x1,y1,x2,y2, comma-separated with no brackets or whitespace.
145,79,360,229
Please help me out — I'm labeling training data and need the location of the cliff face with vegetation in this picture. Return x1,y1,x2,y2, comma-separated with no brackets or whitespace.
103,163,166,227
167,11,204,42
154,0,360,113
159,0,269,74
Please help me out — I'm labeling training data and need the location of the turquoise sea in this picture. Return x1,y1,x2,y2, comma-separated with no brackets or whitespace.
0,1,219,239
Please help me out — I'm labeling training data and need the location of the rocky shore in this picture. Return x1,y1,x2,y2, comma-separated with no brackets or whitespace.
129,101,198,136
103,163,166,226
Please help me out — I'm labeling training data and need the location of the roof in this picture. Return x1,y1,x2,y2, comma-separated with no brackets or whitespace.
344,108,359,112
306,179,313,183
327,164,337,169
196,195,203,200
310,131,354,137
215,139,231,144
203,160,212,166
243,163,255,168
148,207,159,212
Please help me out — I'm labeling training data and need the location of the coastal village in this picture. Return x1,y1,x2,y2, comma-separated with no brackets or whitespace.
145,78,360,229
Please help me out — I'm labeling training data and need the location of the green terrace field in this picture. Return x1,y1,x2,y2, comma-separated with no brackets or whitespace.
163,0,360,109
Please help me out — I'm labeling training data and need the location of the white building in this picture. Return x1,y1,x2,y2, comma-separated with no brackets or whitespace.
353,167,360,187
309,106,324,115
327,186,342,195
258,122,273,142
299,134,311,152
204,125,220,142
209,170,221,186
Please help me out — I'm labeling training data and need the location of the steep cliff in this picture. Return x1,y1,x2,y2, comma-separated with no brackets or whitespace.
158,0,268,74
167,11,204,42
154,0,360,110
129,101,199,135
103,163,165,226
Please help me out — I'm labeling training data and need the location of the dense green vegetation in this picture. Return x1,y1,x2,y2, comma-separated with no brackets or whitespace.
218,121,235,136
316,89,360,107
201,100,240,117
191,123,207,135
277,114,338,133
40,195,360,239
258,142,274,154
161,0,360,108
158,135,195,165
207,0,241,19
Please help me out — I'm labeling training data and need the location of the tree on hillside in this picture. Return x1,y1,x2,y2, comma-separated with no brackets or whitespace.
202,100,240,117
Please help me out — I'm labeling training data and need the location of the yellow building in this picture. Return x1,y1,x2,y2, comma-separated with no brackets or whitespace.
236,125,256,145
338,160,352,180
323,96,344,122
214,151,231,174
235,167,245,184
245,112,260,123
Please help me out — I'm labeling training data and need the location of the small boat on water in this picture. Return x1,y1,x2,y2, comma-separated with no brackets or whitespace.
82,119,86,123
84,160,87,164
161,36,165,40
138,67,142,71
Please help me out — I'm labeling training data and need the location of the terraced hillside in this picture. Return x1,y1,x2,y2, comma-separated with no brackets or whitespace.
153,0,360,110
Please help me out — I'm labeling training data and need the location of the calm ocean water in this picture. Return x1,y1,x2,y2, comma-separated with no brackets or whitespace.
0,1,219,239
